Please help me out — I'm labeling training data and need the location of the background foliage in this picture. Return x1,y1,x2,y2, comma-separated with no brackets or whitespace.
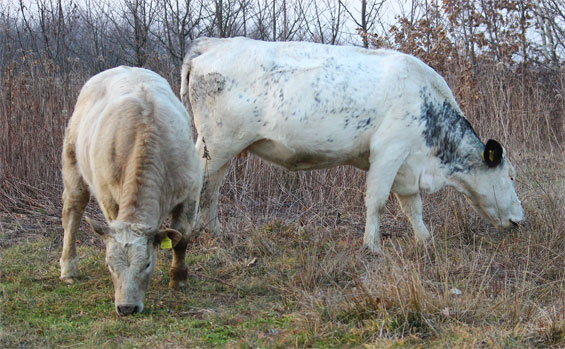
0,0,563,347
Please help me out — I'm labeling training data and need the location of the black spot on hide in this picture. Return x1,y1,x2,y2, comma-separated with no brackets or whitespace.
419,92,483,174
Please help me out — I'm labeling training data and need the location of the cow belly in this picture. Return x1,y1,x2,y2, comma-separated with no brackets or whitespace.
247,139,367,171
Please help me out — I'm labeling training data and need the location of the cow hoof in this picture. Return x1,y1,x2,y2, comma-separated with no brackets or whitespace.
169,280,188,289
201,219,222,236
203,227,222,236
360,244,383,256
61,276,76,284
414,234,433,248
414,231,431,243
60,257,79,280
169,266,188,289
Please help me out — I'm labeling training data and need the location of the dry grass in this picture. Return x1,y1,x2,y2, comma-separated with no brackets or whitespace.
0,57,563,346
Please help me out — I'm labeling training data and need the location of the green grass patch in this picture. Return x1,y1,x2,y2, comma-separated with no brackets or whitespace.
1,219,563,347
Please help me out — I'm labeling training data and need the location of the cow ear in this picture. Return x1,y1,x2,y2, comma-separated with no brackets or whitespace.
85,217,109,237
483,139,503,168
156,228,183,248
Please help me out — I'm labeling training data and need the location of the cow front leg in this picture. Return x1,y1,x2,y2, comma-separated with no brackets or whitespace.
395,192,431,242
364,141,407,253
169,198,198,289
60,149,90,282
364,179,391,254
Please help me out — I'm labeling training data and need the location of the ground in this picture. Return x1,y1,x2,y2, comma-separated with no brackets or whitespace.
0,156,563,347
1,192,563,347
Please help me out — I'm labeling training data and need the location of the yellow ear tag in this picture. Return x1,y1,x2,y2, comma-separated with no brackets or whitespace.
161,236,172,249
482,150,495,162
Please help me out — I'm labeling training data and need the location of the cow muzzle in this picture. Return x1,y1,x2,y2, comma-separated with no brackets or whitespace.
498,218,522,230
116,304,141,316
507,205,525,228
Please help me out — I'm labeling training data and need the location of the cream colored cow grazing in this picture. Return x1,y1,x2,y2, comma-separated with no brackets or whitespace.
60,66,202,316
181,37,524,253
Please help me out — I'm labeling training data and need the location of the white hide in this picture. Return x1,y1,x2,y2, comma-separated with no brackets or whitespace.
60,66,202,315
181,37,524,253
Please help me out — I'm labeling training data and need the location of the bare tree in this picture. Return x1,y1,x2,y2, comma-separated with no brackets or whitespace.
105,0,159,67
129,0,158,66
215,0,224,36
533,0,563,68
2,0,562,76
279,0,307,41
240,0,250,36
211,0,247,38
13,0,80,72
301,0,346,44
342,0,387,48
75,0,121,72
250,0,278,40
158,0,206,64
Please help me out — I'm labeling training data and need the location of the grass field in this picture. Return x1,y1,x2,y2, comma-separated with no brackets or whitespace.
0,38,563,347
1,152,563,347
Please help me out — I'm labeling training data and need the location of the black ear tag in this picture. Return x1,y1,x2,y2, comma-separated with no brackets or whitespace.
483,139,503,168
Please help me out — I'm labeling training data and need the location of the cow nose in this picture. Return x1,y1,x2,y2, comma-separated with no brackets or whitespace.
117,304,139,316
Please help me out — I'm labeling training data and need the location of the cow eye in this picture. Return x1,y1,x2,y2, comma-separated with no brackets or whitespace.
145,262,151,270
510,176,515,181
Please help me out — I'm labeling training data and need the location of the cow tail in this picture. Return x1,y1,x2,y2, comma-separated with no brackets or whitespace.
180,38,208,121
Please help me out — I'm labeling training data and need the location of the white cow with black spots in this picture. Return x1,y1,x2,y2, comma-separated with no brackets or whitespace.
180,37,524,253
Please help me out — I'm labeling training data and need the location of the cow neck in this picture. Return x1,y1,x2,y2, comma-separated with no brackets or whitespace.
419,96,483,175
116,192,162,231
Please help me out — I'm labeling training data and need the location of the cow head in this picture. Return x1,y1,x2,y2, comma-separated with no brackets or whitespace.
86,218,182,316
451,139,524,229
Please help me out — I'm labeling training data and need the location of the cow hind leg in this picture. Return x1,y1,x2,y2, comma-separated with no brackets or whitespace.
197,135,247,235
395,193,431,242
168,197,198,289
60,146,90,282
200,162,229,235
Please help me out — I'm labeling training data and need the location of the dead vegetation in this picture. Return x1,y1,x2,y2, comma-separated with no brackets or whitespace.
0,0,564,346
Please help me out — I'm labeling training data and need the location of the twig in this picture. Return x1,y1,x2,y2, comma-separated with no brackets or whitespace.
188,270,246,295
